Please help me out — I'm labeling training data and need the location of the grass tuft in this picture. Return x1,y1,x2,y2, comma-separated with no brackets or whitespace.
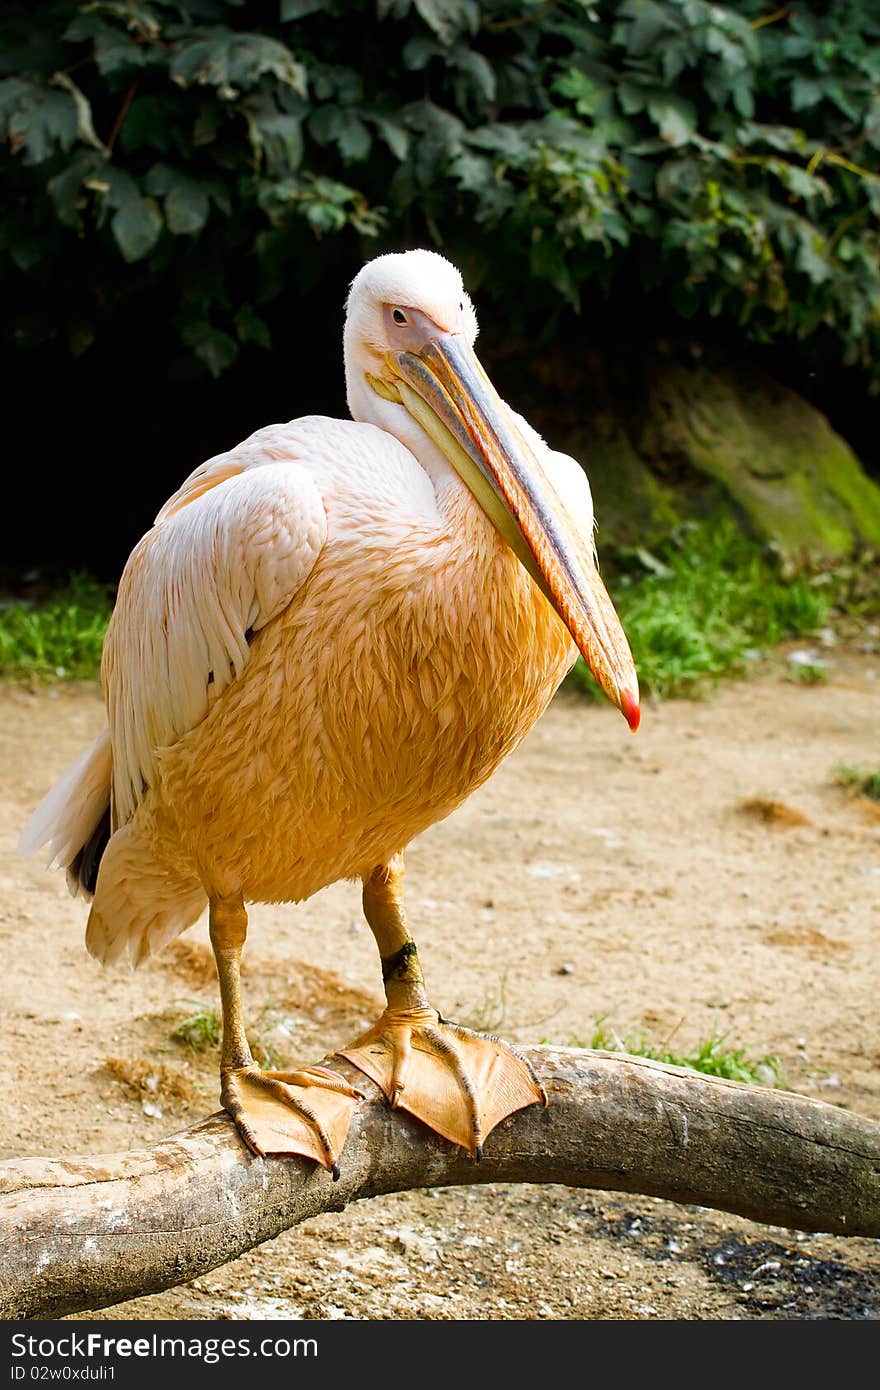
567,1015,782,1087
172,1008,221,1053
835,763,880,802
786,661,828,685
0,574,113,680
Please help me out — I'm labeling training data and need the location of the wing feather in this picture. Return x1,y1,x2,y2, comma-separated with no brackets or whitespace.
104,462,327,827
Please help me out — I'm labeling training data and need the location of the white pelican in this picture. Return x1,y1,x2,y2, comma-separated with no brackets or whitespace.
20,250,639,1175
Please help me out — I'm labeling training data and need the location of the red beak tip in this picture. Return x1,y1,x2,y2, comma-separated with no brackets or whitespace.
621,690,641,733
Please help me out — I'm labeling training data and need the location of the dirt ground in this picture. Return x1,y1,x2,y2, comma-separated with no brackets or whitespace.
1,641,878,1321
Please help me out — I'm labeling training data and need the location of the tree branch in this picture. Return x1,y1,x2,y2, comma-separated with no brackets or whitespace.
1,1047,877,1319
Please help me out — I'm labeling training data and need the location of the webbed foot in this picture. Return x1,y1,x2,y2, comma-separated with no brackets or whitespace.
338,1007,546,1157
221,1063,363,1175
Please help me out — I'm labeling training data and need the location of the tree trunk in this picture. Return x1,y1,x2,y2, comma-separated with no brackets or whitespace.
1,1047,877,1319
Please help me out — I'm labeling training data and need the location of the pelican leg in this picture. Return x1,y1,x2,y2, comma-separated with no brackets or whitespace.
209,894,361,1175
338,857,546,1157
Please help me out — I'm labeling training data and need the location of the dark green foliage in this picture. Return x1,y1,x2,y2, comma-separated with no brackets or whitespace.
1,1,879,380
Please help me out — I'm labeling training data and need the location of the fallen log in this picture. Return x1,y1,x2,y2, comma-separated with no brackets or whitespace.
1,1047,878,1319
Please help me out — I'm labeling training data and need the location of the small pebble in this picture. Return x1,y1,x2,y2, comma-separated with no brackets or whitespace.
788,648,823,668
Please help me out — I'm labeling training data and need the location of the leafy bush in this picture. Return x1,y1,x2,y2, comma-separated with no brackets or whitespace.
1,1,879,381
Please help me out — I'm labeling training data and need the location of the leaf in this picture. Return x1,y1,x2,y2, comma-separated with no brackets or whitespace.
234,305,271,349
791,77,824,111
0,78,29,123
618,0,675,56
450,149,491,195
617,81,647,116
309,104,344,146
47,150,103,229
64,13,149,77
171,31,306,96
468,122,532,161
51,73,108,155
772,160,829,203
95,30,148,78
280,0,328,17
261,111,304,173
145,164,210,233
309,104,371,160
408,101,466,186
8,86,77,165
413,0,479,46
111,193,162,261
647,95,697,147
403,37,442,71
795,227,830,284
338,114,371,161
554,69,603,118
370,112,410,161
452,48,496,106
728,73,755,120
166,182,209,235
182,321,239,377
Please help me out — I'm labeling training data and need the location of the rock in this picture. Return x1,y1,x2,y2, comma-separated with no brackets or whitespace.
553,348,880,561
638,359,880,557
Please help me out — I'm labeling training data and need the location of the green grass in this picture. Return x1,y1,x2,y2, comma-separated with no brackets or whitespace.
560,1016,782,1087
569,520,830,701
835,763,880,802
171,1001,289,1068
0,574,113,680
786,661,829,685
172,1009,221,1053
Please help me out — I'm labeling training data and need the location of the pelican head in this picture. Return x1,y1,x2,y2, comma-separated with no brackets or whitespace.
344,250,640,731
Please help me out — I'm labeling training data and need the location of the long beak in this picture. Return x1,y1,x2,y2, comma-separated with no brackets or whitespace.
379,335,640,731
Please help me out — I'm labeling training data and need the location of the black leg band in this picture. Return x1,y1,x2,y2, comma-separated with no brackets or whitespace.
381,940,420,983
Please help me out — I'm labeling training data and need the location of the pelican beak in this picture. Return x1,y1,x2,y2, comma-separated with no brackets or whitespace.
380,335,639,731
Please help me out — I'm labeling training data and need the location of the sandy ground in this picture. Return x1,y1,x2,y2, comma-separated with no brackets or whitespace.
1,644,878,1321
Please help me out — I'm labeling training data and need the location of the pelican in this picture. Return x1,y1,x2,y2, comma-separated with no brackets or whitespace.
20,250,639,1175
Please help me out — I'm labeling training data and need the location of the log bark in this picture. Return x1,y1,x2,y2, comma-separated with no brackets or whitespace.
1,1047,878,1320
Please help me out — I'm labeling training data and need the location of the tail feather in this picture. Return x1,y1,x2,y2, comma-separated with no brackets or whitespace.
19,727,113,898
68,806,112,897
22,724,206,965
86,822,207,967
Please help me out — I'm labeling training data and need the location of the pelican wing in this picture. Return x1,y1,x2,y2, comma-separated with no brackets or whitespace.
104,461,327,827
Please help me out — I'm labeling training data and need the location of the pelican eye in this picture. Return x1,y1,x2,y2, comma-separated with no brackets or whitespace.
392,308,407,325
